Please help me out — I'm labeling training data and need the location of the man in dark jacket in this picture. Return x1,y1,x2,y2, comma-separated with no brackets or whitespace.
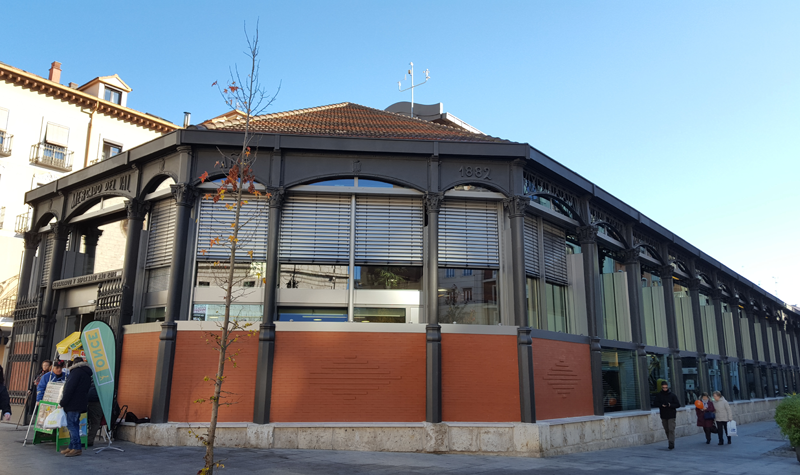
59,357,93,457
655,381,681,450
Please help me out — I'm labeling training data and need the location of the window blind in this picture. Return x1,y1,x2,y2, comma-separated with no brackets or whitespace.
438,199,499,268
542,222,568,285
523,216,539,277
279,194,351,263
196,195,268,261
740,314,753,360
354,195,423,265
45,123,69,147
40,234,54,287
145,198,177,269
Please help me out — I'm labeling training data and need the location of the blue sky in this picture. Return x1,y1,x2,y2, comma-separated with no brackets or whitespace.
4,1,799,304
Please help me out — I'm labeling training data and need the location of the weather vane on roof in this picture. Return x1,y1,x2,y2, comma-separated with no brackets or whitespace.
398,62,430,119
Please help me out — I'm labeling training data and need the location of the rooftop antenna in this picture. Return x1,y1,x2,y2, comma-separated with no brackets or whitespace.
398,62,430,118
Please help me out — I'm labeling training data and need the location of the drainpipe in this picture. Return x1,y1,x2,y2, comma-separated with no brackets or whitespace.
83,100,100,168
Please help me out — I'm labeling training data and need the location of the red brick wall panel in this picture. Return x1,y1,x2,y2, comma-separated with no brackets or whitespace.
442,334,520,422
117,332,160,418
168,330,259,423
270,332,426,422
532,338,594,420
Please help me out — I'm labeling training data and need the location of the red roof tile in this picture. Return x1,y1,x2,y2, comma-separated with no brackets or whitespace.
200,102,511,143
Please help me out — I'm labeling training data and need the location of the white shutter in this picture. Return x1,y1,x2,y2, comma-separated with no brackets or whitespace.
542,222,568,285
523,216,539,277
0,108,8,130
146,199,177,268
40,234,54,287
355,195,423,265
438,199,499,268
45,123,69,147
197,196,268,261
740,314,753,360
279,194,351,263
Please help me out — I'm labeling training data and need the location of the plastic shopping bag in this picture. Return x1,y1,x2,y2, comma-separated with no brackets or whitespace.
728,420,738,437
43,408,67,430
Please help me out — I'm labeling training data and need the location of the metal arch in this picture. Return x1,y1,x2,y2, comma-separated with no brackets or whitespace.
32,211,60,231
64,191,134,222
527,192,586,226
137,172,179,200
637,243,666,265
284,174,427,193
188,170,271,190
696,271,714,288
590,220,629,248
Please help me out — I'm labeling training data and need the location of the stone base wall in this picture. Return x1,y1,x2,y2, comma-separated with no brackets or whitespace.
115,398,783,457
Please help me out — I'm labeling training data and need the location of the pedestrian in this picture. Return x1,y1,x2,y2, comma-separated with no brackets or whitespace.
33,360,52,388
86,381,103,447
713,391,733,445
655,381,681,450
695,392,716,444
36,360,66,402
0,365,11,421
59,357,93,457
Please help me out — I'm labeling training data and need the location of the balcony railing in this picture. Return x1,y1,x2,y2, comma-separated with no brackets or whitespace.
30,143,73,172
0,131,11,157
14,212,28,234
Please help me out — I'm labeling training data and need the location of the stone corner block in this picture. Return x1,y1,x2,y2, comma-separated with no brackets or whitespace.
512,423,545,456
422,422,448,453
246,424,274,449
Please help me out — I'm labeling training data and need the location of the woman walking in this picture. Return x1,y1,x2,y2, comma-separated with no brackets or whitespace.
695,392,716,444
713,391,733,445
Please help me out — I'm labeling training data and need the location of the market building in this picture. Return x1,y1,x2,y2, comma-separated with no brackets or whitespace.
8,102,799,454
0,60,179,361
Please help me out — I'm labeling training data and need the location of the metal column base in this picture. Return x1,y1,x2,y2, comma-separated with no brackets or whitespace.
590,338,604,416
151,322,177,424
253,323,276,424
517,327,535,423
426,324,442,423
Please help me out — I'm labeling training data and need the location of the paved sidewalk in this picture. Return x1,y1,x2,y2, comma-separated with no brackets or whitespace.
0,420,794,474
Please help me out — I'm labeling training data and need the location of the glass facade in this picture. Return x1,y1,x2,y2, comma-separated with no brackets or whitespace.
602,348,640,412
745,364,757,399
647,352,671,408
700,293,719,355
707,359,723,394
681,356,702,405
642,270,668,347
674,283,696,351
277,307,348,322
601,256,631,342
438,268,499,325
193,304,263,321
279,264,349,289
545,282,569,333
525,277,540,328
727,362,743,401
354,266,422,290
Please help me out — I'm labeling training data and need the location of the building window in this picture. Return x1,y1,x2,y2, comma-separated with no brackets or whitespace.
728,362,743,401
193,303,262,321
601,255,632,342
647,352,671,408
462,269,472,276
277,307,347,322
102,142,122,161
445,268,455,278
642,270,668,347
546,282,569,333
602,348,640,412
279,264,349,289
438,268,499,325
353,266,422,290
353,307,405,323
144,307,166,323
674,283,696,351
681,357,702,405
745,363,756,399
707,359,723,395
700,293,719,355
104,86,122,104
525,277,540,328
146,267,170,292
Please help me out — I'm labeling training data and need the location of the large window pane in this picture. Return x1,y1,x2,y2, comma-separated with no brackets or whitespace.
525,277,540,328
700,294,719,355
438,268,499,325
728,362,743,401
681,356,702,405
546,282,569,333
193,304,263,322
279,264,349,289
674,283,696,351
277,307,347,322
707,359,722,394
600,256,631,342
642,271,668,347
353,307,406,323
196,262,266,288
745,363,756,399
354,266,422,290
602,348,640,412
647,352,671,408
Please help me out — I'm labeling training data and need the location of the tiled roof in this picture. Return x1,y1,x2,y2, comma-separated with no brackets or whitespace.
199,102,511,143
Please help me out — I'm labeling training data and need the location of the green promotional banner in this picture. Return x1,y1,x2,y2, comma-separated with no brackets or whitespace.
81,321,116,427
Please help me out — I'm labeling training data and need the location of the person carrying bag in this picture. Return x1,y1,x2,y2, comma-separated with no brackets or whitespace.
695,392,716,444
713,391,734,445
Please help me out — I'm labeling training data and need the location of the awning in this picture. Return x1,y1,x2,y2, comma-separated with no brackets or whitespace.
56,332,82,354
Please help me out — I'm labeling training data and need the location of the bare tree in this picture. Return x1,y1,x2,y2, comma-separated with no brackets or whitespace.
193,21,279,475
